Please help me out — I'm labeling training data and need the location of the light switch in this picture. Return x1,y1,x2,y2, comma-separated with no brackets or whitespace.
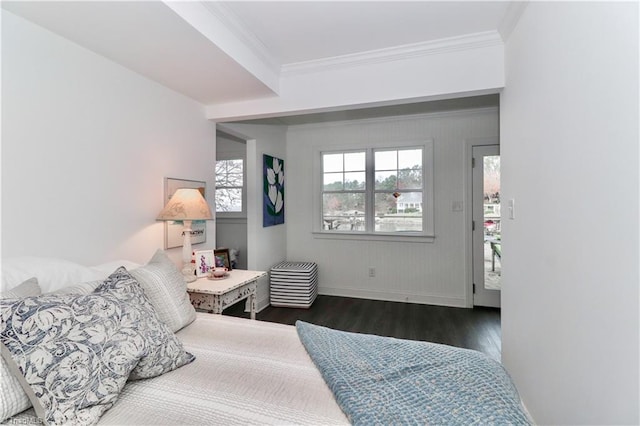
508,199,515,219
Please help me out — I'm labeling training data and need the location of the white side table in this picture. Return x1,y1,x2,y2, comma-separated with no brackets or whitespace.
187,269,266,319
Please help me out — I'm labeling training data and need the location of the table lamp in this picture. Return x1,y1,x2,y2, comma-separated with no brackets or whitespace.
157,188,213,282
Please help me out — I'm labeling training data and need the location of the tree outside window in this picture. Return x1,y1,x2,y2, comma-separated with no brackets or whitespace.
215,159,243,213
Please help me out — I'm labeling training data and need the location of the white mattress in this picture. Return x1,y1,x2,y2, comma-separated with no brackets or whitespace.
9,314,349,425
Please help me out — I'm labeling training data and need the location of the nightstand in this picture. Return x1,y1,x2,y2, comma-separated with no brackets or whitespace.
187,269,266,319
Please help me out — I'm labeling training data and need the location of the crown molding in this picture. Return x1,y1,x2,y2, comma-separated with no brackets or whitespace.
281,31,503,77
199,1,281,74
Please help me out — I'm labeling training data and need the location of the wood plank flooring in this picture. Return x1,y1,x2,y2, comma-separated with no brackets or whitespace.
223,295,502,361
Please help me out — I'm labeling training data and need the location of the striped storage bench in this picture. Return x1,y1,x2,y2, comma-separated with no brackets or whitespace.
270,261,318,308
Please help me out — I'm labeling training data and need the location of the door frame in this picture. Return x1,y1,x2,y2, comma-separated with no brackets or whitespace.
464,137,499,308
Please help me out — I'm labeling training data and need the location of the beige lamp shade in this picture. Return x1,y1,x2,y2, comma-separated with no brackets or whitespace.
157,188,213,221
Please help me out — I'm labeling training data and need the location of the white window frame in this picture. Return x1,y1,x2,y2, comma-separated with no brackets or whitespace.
313,139,434,243
215,154,246,218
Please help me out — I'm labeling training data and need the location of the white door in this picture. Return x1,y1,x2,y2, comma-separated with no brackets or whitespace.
472,145,501,307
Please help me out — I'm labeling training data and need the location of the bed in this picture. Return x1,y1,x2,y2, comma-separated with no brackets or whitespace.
1,252,531,425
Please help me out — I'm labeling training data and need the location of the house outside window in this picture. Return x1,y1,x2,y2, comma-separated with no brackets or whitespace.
397,193,423,213
215,158,244,214
317,140,434,241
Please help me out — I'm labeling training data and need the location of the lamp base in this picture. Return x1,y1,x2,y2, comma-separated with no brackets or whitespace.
182,264,197,283
181,220,197,283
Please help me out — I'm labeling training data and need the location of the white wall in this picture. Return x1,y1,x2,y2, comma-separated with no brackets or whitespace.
500,2,639,424
286,109,498,306
218,123,287,310
1,11,216,266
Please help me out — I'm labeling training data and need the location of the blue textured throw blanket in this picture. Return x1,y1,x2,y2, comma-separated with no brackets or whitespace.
296,321,531,425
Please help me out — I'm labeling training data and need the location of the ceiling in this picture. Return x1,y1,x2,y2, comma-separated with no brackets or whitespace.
221,1,512,64
3,1,513,122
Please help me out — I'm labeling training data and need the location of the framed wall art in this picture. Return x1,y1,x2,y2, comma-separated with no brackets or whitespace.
164,178,207,249
263,154,285,227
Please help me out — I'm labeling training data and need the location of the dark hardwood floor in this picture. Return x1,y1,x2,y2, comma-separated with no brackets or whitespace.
223,295,502,361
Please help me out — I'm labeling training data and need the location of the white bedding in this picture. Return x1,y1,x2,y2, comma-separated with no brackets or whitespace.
9,314,348,425
2,256,528,425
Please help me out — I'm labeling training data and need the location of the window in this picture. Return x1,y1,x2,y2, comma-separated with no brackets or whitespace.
215,159,244,213
318,141,434,240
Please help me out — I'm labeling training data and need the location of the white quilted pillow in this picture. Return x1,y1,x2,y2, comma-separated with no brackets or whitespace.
130,249,196,332
0,277,41,422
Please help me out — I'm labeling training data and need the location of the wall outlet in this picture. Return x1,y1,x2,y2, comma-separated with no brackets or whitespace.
368,267,376,277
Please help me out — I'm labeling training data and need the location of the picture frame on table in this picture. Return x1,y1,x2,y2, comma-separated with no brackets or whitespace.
214,248,232,271
194,249,214,277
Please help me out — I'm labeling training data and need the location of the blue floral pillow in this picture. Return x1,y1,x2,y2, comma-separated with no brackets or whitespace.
0,267,194,425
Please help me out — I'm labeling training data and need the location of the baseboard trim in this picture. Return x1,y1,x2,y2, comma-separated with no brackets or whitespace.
319,287,467,308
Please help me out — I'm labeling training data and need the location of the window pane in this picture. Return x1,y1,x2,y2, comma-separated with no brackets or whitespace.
215,162,227,185
397,167,422,189
374,192,397,215
398,149,422,169
322,193,365,231
344,172,365,190
374,192,422,232
375,171,397,190
218,159,242,174
323,152,366,189
216,159,243,186
226,172,243,186
375,150,397,171
215,188,242,212
344,152,365,171
215,160,226,172
323,153,343,173
323,172,344,190
226,159,243,170
218,173,243,187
